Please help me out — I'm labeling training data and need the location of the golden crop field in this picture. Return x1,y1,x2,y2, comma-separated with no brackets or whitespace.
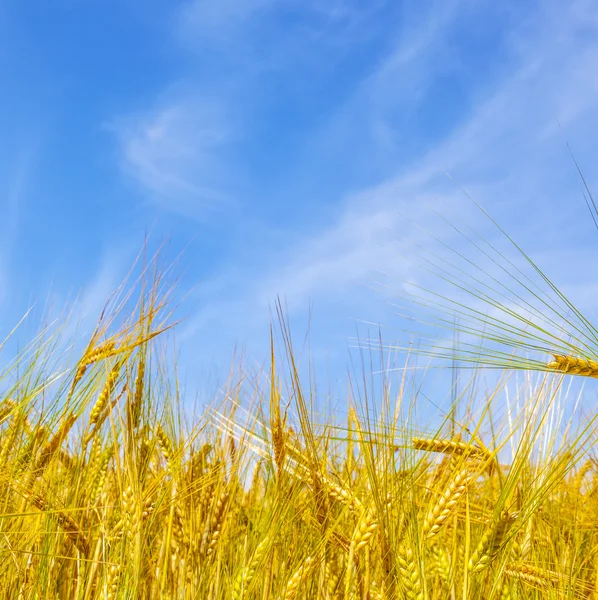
2,233,598,600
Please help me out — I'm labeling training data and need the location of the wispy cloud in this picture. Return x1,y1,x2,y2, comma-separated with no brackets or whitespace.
176,0,390,57
270,0,598,300
174,0,598,379
110,92,237,219
112,0,401,217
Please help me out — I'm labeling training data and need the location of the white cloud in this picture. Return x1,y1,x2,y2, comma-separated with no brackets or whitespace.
113,0,414,216
111,93,237,218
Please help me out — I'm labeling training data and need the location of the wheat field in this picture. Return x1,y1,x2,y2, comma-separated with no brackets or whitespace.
1,247,598,600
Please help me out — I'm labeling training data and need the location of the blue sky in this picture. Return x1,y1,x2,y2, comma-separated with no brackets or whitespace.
3,0,598,410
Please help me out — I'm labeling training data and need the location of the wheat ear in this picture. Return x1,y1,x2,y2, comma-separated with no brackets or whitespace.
204,490,230,557
469,511,518,573
547,354,598,377
422,466,472,540
503,563,552,589
353,507,379,552
88,363,121,427
279,556,316,600
232,536,270,599
72,340,117,390
430,544,451,583
505,562,589,596
155,423,174,470
412,437,491,460
397,542,424,600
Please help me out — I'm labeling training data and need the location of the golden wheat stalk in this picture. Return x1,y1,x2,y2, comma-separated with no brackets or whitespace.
232,537,271,600
422,466,472,540
204,490,230,558
430,544,451,583
279,556,317,600
128,354,145,433
504,563,553,589
155,423,174,470
0,413,20,468
89,363,121,428
90,450,111,504
105,563,122,600
325,559,342,600
505,562,591,596
397,541,425,600
412,437,491,461
352,508,379,552
547,354,598,378
72,326,168,394
469,511,518,573
72,340,118,390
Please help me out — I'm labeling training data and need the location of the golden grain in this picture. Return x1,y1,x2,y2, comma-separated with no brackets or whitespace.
280,556,316,600
469,511,518,573
397,542,424,600
422,466,472,540
547,354,598,377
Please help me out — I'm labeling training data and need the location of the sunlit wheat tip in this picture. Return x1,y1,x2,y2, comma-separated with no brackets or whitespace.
547,354,598,378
